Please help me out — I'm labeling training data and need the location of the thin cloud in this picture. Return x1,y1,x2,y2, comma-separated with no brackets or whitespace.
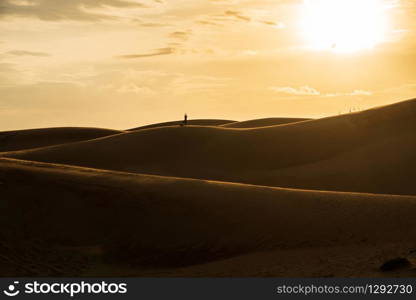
169,31,191,41
7,50,50,57
270,86,320,96
117,47,174,59
260,20,286,28
261,20,278,26
132,18,170,27
325,90,373,97
224,10,251,22
196,20,221,26
270,86,373,97
0,0,148,21
139,22,169,27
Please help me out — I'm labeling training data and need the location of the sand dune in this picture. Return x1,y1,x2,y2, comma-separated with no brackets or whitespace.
222,117,310,128
130,118,306,131
128,119,234,131
6,98,416,195
2,157,416,276
0,127,122,152
253,130,416,195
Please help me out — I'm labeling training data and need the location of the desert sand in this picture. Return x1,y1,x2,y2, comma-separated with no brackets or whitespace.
0,127,122,152
2,157,416,277
6,98,416,195
1,98,416,277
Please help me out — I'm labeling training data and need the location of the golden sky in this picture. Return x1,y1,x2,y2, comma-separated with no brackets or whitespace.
0,0,415,130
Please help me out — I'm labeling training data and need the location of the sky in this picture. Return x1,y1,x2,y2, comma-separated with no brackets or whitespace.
0,0,415,130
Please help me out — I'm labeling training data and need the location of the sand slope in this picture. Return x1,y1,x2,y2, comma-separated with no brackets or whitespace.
2,158,416,276
128,119,234,131
6,98,416,195
252,130,416,195
222,118,310,128
0,127,122,152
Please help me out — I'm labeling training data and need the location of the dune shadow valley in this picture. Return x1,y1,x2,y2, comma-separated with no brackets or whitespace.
2,99,416,277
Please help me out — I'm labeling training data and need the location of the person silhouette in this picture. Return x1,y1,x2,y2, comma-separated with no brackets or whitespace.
184,113,188,126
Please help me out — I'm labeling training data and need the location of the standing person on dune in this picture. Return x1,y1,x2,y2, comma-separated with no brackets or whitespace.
184,113,188,126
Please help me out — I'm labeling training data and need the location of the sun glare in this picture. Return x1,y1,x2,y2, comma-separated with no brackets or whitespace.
300,0,389,53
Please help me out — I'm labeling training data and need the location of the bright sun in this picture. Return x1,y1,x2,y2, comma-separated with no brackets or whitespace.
300,0,389,53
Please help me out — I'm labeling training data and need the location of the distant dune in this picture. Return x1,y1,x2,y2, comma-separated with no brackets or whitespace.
2,158,416,276
7,98,416,195
222,118,311,128
0,127,122,152
128,119,235,131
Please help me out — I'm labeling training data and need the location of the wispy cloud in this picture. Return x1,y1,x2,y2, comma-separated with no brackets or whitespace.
116,47,174,59
270,86,320,96
270,86,372,97
169,31,191,41
224,10,251,22
325,90,373,97
196,19,221,26
0,0,148,21
260,20,286,28
7,50,50,57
